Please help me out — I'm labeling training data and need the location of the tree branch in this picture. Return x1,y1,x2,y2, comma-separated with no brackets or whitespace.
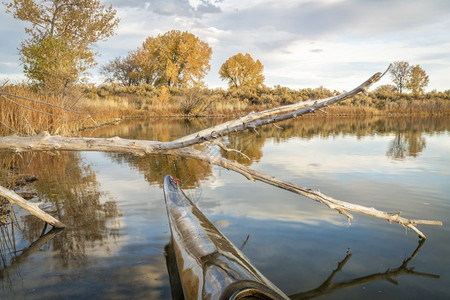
0,67,442,238
0,185,65,228
169,147,442,239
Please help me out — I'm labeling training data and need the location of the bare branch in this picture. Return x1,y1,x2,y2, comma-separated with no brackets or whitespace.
289,239,439,299
169,147,442,239
213,140,251,161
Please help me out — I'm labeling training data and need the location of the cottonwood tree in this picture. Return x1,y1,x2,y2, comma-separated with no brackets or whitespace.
389,61,410,93
135,30,212,88
5,0,119,97
406,65,429,95
219,53,265,90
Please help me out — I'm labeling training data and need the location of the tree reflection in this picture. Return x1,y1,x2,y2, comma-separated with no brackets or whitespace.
0,152,120,271
82,117,225,141
0,226,63,280
107,153,212,189
221,130,266,165
387,131,427,160
289,239,439,299
92,116,449,188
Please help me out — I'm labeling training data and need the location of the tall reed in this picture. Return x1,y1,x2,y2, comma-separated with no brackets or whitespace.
0,84,78,136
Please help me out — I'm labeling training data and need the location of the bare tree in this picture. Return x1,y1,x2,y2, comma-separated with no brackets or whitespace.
390,61,410,93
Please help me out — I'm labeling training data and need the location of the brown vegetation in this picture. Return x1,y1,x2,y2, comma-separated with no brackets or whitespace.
81,83,450,118
2,81,449,138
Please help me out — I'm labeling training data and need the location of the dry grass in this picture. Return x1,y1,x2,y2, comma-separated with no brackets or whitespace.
2,83,449,138
0,84,82,136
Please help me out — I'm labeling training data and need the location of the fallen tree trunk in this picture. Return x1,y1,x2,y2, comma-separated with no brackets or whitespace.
0,185,66,228
0,68,386,155
0,67,443,238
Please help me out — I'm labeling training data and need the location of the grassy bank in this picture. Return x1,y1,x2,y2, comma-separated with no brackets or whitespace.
82,84,450,117
1,82,449,136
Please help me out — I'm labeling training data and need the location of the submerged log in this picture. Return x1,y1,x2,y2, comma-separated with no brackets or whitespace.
169,147,442,239
163,175,289,300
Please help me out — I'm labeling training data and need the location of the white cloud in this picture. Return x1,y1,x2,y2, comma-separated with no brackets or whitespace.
1,0,449,91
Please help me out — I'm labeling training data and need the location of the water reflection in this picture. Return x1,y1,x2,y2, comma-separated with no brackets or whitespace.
106,153,212,189
290,239,439,299
0,227,62,280
0,152,121,273
221,130,266,165
162,231,440,300
1,115,449,299
387,131,427,160
83,116,450,193
82,118,226,141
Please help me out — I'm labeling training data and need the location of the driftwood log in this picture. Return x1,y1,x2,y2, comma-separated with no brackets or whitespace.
0,185,65,228
0,67,443,237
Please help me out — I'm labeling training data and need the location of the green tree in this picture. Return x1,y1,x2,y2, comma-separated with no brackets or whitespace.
219,53,265,90
406,65,429,95
5,0,119,96
389,61,410,93
135,30,212,88
21,35,78,95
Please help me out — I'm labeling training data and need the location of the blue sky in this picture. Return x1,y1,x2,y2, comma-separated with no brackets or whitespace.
1,0,449,91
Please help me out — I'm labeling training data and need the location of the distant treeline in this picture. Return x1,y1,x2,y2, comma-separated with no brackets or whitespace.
83,83,450,116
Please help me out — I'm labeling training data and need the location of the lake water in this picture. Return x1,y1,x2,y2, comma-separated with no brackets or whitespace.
1,116,449,299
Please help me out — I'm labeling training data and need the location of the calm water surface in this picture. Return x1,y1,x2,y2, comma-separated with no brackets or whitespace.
1,116,449,299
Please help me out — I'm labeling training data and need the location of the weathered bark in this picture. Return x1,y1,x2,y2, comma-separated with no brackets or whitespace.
0,67,443,238
0,185,66,228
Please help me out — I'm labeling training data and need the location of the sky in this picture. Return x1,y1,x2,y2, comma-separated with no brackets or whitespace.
0,0,449,91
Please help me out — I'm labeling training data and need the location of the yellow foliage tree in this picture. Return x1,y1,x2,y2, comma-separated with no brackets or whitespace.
406,65,429,95
135,30,212,88
219,53,265,90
